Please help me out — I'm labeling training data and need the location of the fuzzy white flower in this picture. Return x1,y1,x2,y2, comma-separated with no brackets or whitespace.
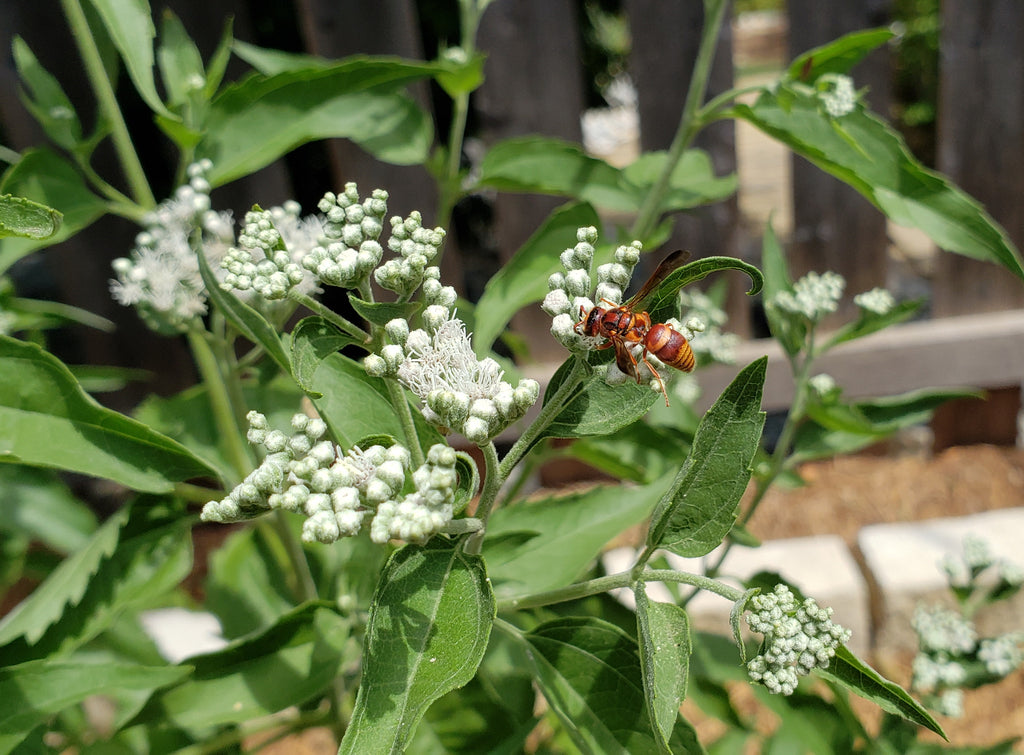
817,73,858,118
854,287,896,316
769,271,846,323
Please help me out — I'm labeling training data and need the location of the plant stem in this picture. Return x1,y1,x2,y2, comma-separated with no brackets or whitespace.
497,357,588,482
289,291,370,342
187,328,251,483
496,566,743,612
61,0,155,208
463,441,501,555
384,378,425,468
629,0,730,241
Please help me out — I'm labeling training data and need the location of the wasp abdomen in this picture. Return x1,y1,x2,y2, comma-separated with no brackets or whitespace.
645,323,695,372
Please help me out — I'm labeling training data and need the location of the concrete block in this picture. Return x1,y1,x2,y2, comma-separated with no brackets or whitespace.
859,508,1024,656
603,534,870,655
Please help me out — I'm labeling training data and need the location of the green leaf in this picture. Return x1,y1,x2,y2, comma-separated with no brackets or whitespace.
622,149,738,211
134,603,349,731
569,421,689,484
731,85,1024,281
484,476,669,599
478,136,641,211
433,51,485,98
644,256,764,326
473,201,600,356
309,352,443,452
634,589,692,751
522,617,701,754
347,295,420,328
0,195,62,241
647,357,767,558
758,219,804,357
0,336,217,491
823,298,923,350
0,465,97,554
787,28,895,81
0,501,192,662
0,149,106,271
196,250,291,372
11,38,82,149
0,658,189,747
86,0,176,119
199,61,436,185
156,10,206,108
818,645,945,738
289,316,362,397
339,540,494,754
541,358,662,440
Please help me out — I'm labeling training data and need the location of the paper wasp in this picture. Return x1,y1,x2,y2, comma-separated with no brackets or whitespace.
575,249,696,406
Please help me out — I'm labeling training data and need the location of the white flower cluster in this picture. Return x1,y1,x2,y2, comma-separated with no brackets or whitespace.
769,271,846,323
912,605,977,655
110,160,233,333
541,226,641,351
808,372,838,398
745,584,852,696
367,311,539,445
933,689,965,718
374,212,447,296
200,411,461,545
677,289,736,364
300,184,388,288
978,633,1024,677
853,287,896,316
220,208,309,300
816,73,858,118
911,651,967,691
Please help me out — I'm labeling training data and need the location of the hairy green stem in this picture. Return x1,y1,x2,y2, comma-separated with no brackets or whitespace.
187,328,251,482
385,378,425,467
463,441,501,555
61,0,155,208
630,0,730,241
497,566,743,612
289,291,370,342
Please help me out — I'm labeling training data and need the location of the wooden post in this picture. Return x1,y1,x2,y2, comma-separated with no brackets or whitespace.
932,0,1024,317
627,0,747,335
786,0,892,322
475,0,587,361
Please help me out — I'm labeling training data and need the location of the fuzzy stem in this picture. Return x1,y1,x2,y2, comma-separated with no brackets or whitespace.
385,378,425,468
463,440,501,555
60,0,155,208
629,0,730,241
289,291,370,342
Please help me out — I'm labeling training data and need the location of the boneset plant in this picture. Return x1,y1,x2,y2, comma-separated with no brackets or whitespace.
2,0,1023,752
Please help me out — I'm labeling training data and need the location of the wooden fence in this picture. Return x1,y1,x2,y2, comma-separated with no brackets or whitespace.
2,0,1022,443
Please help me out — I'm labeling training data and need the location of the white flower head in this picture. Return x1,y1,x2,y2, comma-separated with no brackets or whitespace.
769,271,846,323
816,73,858,118
302,183,387,289
912,604,977,655
854,287,896,316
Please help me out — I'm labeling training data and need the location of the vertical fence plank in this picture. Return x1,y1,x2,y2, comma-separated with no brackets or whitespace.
932,0,1024,317
475,0,587,360
786,0,892,322
627,0,747,335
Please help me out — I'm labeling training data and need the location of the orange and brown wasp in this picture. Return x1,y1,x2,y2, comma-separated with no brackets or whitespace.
575,249,696,406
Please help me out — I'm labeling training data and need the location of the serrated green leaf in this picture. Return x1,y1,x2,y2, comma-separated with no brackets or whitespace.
0,195,62,241
0,465,97,554
11,38,82,149
86,0,175,119
0,149,106,271
484,477,668,599
199,60,436,185
289,316,362,397
731,85,1024,281
473,201,600,356
0,336,217,491
818,645,945,738
134,603,349,731
569,421,689,484
622,149,738,211
347,295,420,327
787,28,895,81
339,540,494,754
0,502,192,662
522,617,701,754
196,251,291,372
0,658,189,744
634,589,692,751
647,357,766,557
477,136,641,211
